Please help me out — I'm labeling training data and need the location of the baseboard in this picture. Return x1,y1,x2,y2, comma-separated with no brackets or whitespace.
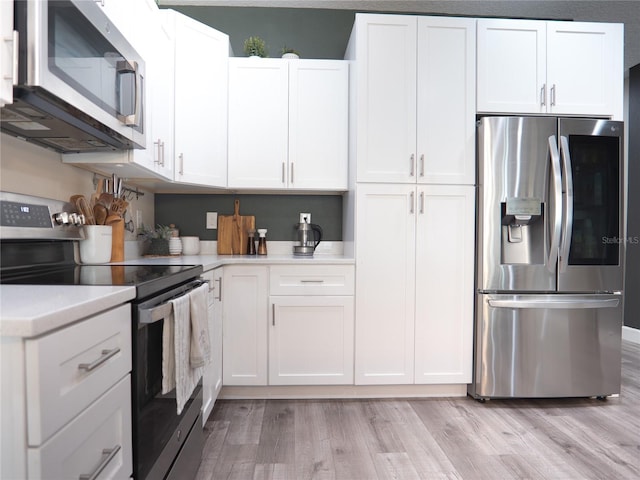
622,325,640,344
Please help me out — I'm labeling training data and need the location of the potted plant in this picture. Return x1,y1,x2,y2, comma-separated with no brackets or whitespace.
281,46,300,59
244,36,267,58
139,224,173,256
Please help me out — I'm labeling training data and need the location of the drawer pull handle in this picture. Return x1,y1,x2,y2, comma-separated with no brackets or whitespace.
78,348,120,372
300,280,325,284
79,444,121,480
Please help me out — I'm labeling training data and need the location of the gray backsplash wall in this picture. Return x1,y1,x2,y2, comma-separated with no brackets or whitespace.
155,194,343,241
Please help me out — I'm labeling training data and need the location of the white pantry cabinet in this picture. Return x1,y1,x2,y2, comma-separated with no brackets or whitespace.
347,14,476,185
222,265,268,386
354,184,474,385
63,0,175,179
477,18,623,119
201,267,223,425
0,0,14,107
228,58,348,190
164,9,228,187
268,265,355,385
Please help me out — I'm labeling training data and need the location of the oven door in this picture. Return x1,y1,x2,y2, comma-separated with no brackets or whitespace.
133,283,203,480
16,0,145,147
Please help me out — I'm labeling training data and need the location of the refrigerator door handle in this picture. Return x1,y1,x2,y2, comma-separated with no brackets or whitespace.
488,299,620,309
559,136,574,272
548,135,562,272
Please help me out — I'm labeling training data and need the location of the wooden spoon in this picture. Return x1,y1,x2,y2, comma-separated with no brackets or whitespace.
93,204,108,225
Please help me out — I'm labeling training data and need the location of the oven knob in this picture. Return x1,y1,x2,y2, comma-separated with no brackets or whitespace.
53,212,69,225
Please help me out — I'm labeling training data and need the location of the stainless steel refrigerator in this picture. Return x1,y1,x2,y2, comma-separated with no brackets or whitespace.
469,116,625,400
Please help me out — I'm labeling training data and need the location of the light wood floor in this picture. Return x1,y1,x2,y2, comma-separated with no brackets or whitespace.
196,340,640,480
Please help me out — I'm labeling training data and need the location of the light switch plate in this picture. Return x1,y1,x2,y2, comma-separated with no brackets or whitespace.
206,212,218,229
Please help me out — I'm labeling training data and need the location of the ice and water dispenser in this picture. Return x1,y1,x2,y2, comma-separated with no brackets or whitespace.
500,197,545,265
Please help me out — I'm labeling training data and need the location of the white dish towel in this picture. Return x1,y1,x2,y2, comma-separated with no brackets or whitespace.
162,292,203,415
189,283,211,368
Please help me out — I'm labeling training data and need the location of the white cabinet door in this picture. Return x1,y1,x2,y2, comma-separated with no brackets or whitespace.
355,184,416,384
417,17,475,185
477,19,547,114
269,296,354,385
288,60,348,190
201,269,216,424
227,58,289,189
354,14,417,183
211,269,223,399
222,266,268,386
547,21,623,119
0,0,14,107
172,11,228,187
414,185,474,384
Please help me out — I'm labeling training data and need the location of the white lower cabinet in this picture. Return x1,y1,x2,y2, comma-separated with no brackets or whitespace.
1,304,133,479
269,296,354,385
222,265,269,386
355,184,474,385
202,267,223,424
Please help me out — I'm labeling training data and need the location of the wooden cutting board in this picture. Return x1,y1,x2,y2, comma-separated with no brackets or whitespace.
217,199,255,255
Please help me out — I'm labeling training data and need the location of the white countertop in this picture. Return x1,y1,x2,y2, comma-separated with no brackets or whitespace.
0,285,135,338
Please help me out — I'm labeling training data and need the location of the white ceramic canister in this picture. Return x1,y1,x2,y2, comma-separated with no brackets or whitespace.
181,236,200,255
79,225,113,263
169,237,183,255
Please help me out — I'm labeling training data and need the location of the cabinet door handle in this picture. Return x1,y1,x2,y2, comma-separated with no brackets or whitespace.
419,191,425,214
216,277,222,301
179,153,184,176
540,83,546,106
154,139,161,164
78,348,120,372
290,162,294,184
79,445,121,480
409,191,415,214
419,154,425,177
300,279,324,284
550,84,556,106
160,140,165,167
272,304,276,326
4,31,18,86
409,154,415,177
282,162,286,184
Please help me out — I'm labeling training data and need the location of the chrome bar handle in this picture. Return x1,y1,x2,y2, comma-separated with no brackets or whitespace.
419,154,425,177
179,153,184,176
410,154,415,177
282,162,286,184
547,136,562,273
488,299,619,309
79,445,121,480
78,348,120,372
409,191,415,214
160,140,165,167
540,83,546,106
116,60,141,126
419,191,425,214
290,162,294,184
559,136,574,272
154,139,161,164
550,84,556,106
272,304,275,326
300,279,324,284
216,277,222,301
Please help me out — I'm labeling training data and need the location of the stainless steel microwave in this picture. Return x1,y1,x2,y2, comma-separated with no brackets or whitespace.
0,0,145,152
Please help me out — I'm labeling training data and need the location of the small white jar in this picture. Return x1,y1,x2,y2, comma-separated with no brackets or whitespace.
169,236,182,255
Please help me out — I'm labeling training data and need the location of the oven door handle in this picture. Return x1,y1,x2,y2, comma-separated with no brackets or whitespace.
139,301,174,325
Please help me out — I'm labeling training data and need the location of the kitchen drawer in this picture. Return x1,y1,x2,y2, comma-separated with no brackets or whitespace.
27,375,133,480
269,265,354,296
25,304,132,445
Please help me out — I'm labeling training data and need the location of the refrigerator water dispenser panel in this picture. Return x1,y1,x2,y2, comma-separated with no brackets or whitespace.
501,199,545,265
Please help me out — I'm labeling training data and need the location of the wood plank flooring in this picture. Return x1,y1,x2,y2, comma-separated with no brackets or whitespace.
196,340,640,480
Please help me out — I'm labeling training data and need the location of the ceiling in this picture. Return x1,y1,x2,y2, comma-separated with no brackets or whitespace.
160,0,640,70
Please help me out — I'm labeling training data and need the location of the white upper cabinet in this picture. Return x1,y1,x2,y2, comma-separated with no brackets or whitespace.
477,19,623,119
228,58,348,190
1,0,15,107
167,10,229,187
350,14,475,185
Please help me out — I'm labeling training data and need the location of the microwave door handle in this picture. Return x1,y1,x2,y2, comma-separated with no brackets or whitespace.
548,135,562,272
116,60,141,127
559,136,573,272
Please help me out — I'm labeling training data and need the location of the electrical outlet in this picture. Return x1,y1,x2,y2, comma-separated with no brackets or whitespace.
206,212,218,229
299,212,311,223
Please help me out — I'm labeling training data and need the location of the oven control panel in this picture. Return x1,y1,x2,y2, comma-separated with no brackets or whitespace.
0,191,83,240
